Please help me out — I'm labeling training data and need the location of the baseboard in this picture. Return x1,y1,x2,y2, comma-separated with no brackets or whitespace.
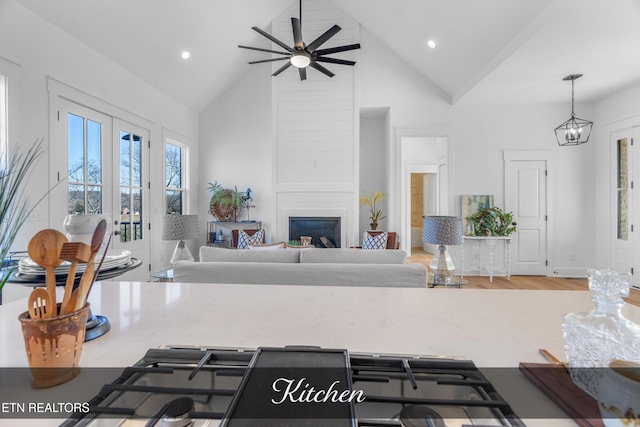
552,268,587,278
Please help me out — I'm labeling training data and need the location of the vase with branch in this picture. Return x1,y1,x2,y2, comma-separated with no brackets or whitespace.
360,191,386,230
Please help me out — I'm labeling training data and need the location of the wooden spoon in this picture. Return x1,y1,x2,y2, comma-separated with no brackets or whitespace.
27,229,68,316
27,288,54,319
74,219,107,311
58,242,92,315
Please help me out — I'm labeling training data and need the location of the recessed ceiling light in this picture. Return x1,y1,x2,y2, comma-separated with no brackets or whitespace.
181,51,191,60
426,40,437,49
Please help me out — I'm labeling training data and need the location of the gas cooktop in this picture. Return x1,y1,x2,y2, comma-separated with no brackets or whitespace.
61,345,525,427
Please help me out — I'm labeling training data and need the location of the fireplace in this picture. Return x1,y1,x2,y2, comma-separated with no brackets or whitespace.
289,217,341,248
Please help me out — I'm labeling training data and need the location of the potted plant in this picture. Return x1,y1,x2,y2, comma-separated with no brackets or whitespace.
359,191,386,230
0,139,46,293
208,181,244,222
466,206,516,236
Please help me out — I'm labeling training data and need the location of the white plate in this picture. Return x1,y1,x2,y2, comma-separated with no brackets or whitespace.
18,249,131,275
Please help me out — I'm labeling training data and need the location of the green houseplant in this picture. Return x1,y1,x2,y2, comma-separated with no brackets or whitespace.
0,139,46,292
466,206,516,237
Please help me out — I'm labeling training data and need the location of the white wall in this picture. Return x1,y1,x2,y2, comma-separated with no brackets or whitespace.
451,103,597,274
594,84,640,270
198,64,273,243
0,0,198,274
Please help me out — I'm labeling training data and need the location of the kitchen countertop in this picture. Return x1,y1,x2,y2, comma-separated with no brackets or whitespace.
2,281,639,426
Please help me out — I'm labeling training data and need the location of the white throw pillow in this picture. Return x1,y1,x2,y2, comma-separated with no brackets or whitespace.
362,231,388,250
247,242,285,250
237,229,264,249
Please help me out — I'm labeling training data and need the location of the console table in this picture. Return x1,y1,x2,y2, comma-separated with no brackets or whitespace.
460,236,511,282
207,221,261,246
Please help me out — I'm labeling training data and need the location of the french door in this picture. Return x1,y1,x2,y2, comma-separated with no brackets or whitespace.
50,99,150,281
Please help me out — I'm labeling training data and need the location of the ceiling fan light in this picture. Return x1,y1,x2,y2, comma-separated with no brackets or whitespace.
291,53,311,68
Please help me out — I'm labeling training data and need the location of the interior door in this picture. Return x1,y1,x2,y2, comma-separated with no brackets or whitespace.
113,119,150,281
505,152,548,275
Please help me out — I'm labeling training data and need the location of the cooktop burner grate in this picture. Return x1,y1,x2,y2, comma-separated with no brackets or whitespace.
61,346,524,427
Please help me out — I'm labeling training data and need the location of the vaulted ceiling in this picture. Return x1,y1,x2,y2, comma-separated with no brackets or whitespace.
14,0,640,112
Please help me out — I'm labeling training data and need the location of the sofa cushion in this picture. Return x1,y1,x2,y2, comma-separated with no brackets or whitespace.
199,246,299,263
173,261,427,288
300,248,407,264
248,242,286,250
237,229,265,249
362,231,388,250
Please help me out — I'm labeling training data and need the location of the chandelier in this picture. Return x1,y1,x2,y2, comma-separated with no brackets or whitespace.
554,74,593,146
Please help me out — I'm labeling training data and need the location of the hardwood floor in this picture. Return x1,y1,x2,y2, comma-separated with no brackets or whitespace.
407,248,640,308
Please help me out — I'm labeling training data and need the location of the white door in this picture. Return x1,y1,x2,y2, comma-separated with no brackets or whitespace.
112,119,150,281
505,152,549,275
611,129,633,277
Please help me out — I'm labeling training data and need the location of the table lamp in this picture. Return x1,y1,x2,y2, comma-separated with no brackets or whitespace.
422,216,463,284
162,214,200,265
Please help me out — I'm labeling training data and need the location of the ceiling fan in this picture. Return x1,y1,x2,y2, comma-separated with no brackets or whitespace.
238,0,361,80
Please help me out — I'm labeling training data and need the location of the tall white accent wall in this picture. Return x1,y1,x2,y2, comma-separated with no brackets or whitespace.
272,0,360,246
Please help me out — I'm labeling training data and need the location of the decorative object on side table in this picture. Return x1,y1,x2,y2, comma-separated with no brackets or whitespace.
562,268,640,399
465,206,516,237
360,191,386,230
208,181,245,222
422,216,463,285
162,214,200,264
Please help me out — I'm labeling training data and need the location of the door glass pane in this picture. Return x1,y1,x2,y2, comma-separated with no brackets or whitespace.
119,130,143,243
617,138,629,241
120,132,130,186
67,113,102,214
68,114,85,182
133,135,142,187
87,120,102,184
87,185,102,214
132,188,142,241
68,184,84,214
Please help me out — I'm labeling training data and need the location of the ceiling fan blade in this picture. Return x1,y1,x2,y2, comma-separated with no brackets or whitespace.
292,18,304,50
315,43,361,56
248,57,291,65
315,57,356,66
306,24,341,52
299,67,307,81
272,62,293,77
238,45,291,56
309,61,335,78
252,26,294,53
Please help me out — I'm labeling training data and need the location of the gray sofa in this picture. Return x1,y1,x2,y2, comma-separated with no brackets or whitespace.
172,247,427,288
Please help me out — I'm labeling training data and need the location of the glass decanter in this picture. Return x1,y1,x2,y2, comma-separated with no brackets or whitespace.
562,268,640,398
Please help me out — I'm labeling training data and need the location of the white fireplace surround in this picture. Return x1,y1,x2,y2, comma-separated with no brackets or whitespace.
281,209,348,248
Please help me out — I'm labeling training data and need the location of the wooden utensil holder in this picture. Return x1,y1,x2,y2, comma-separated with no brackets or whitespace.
18,303,90,388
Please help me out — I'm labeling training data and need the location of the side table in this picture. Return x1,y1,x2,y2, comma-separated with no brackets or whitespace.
151,269,174,282
460,236,511,282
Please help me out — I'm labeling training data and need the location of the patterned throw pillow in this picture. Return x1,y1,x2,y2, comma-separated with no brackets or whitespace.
237,229,265,249
362,231,388,250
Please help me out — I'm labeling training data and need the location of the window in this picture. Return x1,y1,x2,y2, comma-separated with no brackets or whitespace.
67,113,103,214
165,140,186,214
617,137,629,240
